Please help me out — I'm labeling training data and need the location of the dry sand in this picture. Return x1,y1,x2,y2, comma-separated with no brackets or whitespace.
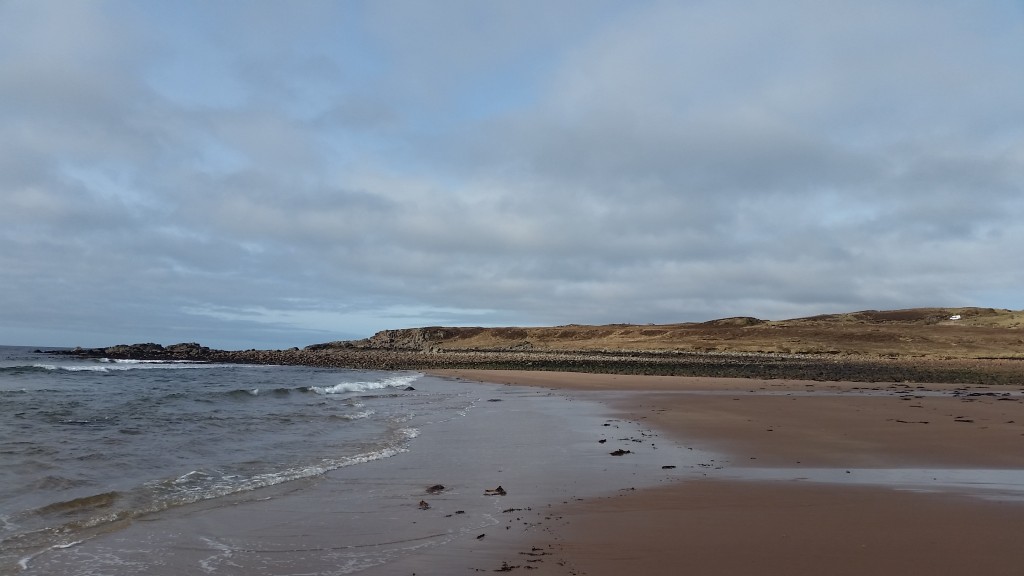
433,370,1024,575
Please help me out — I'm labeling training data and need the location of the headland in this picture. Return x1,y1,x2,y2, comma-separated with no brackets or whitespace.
59,306,1024,385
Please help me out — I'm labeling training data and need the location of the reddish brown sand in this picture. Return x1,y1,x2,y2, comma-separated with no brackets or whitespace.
433,370,1024,576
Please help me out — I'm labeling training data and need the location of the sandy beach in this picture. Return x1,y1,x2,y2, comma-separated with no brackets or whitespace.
15,368,1023,575
433,370,1024,575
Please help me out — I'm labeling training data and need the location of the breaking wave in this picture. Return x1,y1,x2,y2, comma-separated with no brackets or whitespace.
24,361,218,373
312,373,422,395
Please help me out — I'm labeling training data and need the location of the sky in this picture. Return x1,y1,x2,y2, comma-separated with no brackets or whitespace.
2,0,1023,349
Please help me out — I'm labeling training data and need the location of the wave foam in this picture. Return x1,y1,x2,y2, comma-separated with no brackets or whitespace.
312,373,422,395
18,540,84,571
347,410,375,421
30,362,217,373
398,427,420,439
34,364,108,372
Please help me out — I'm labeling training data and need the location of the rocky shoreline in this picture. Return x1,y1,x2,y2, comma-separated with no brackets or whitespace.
54,340,1023,386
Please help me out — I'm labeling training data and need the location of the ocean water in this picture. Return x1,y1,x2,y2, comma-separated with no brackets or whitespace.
1,346,705,574
0,346,467,572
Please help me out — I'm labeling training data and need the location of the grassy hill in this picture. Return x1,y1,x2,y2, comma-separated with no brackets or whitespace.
344,307,1024,359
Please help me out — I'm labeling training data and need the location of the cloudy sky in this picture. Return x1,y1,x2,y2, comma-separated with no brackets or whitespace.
2,1,1023,349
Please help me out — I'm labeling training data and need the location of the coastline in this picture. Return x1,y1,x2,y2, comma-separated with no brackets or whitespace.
11,363,1024,574
55,343,1024,386
432,369,1024,575
15,375,698,575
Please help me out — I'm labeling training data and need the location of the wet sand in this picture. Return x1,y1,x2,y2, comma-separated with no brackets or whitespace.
434,370,1024,575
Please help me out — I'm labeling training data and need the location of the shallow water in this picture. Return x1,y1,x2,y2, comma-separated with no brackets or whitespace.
712,466,1024,501
0,346,470,572
4,353,712,574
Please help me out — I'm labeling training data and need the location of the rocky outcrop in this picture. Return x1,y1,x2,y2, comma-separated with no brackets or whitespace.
344,327,486,351
701,317,764,327
74,342,211,360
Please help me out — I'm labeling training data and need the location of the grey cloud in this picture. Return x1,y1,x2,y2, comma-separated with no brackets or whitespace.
2,0,1022,348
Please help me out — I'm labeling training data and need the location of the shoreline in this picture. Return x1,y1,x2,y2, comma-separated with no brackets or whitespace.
14,375,695,575
55,343,1024,385
15,365,1024,574
433,369,1024,575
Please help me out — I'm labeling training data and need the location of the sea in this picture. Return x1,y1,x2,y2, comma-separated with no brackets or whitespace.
0,345,692,575
0,346,444,569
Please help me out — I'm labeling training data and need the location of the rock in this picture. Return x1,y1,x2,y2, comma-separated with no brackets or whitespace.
426,484,445,494
609,449,631,456
484,486,507,496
